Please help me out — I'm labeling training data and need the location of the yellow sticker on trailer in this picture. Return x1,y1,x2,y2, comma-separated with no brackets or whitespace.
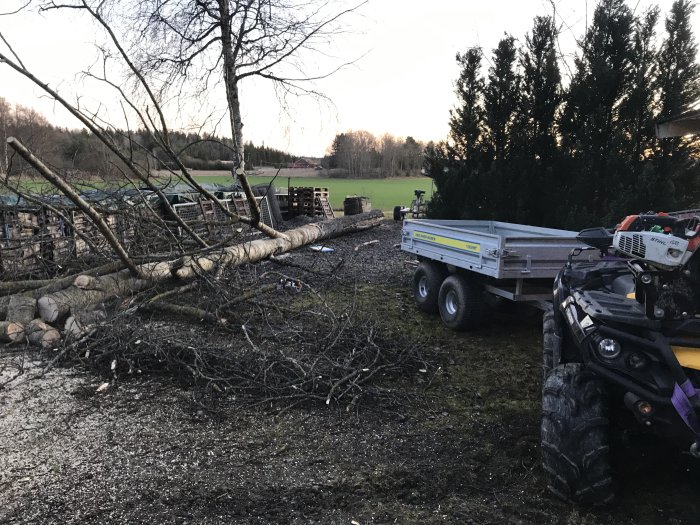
413,230,481,254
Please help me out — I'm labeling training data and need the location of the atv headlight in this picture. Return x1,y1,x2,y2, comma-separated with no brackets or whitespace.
598,338,622,359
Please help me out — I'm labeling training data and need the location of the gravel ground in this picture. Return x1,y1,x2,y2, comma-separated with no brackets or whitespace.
1,220,699,524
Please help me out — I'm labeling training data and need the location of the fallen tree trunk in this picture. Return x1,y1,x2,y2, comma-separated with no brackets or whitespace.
173,210,385,279
33,211,384,323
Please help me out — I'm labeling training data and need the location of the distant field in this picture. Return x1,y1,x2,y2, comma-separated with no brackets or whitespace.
191,171,435,211
1,170,435,212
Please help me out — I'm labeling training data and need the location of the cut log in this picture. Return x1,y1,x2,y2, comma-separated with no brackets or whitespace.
36,262,173,323
7,296,36,325
26,319,61,349
0,321,24,343
64,310,107,339
73,275,99,290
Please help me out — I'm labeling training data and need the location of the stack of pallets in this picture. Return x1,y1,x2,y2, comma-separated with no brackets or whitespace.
288,187,333,219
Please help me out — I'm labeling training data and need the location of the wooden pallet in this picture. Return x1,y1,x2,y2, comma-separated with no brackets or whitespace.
315,195,335,219
288,187,332,218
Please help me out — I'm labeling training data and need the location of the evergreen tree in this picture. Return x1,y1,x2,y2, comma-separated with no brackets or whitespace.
449,48,485,163
612,7,670,213
655,0,700,209
484,36,520,162
426,47,488,219
517,16,562,225
520,17,560,163
657,0,700,119
559,0,635,225
482,36,520,220
622,7,660,162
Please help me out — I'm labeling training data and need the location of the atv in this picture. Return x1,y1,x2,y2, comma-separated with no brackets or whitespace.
542,212,700,505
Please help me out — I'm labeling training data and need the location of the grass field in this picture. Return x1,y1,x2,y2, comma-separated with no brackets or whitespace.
2,170,435,212
193,172,435,211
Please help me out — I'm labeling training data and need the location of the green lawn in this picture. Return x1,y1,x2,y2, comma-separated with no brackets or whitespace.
2,173,435,212
195,174,435,211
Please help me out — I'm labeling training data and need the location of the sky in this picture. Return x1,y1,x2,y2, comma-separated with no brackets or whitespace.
1,0,700,157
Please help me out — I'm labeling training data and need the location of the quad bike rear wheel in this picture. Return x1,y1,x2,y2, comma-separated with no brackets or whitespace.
541,363,614,506
393,206,403,221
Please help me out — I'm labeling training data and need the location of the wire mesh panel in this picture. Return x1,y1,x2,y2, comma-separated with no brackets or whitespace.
174,199,237,239
257,196,275,229
0,207,76,275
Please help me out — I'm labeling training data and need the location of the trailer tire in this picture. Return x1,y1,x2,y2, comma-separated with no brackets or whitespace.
437,274,485,330
541,363,613,506
393,206,403,221
413,262,447,314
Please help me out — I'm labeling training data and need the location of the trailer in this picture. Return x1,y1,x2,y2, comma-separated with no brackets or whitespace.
400,219,595,330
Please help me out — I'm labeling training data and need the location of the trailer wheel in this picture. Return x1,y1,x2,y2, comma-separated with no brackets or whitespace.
393,206,403,221
437,274,485,330
413,262,447,314
541,363,613,506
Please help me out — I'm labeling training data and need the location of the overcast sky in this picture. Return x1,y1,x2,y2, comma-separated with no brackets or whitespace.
2,0,699,157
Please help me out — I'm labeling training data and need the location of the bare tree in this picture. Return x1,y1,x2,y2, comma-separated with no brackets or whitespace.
0,0,380,351
35,0,363,200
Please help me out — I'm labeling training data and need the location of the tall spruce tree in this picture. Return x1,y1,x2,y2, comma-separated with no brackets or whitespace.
655,0,700,209
611,7,671,213
482,36,521,220
559,0,635,225
623,7,660,162
449,48,486,163
426,48,486,218
484,36,520,163
517,16,562,225
657,0,700,119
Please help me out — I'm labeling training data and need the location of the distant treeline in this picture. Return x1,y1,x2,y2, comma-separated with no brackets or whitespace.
427,0,700,230
0,99,295,177
323,131,424,178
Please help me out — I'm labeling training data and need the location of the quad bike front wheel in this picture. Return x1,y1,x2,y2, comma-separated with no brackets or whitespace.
542,308,562,383
541,363,614,506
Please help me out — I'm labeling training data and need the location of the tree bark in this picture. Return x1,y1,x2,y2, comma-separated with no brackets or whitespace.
7,296,36,326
